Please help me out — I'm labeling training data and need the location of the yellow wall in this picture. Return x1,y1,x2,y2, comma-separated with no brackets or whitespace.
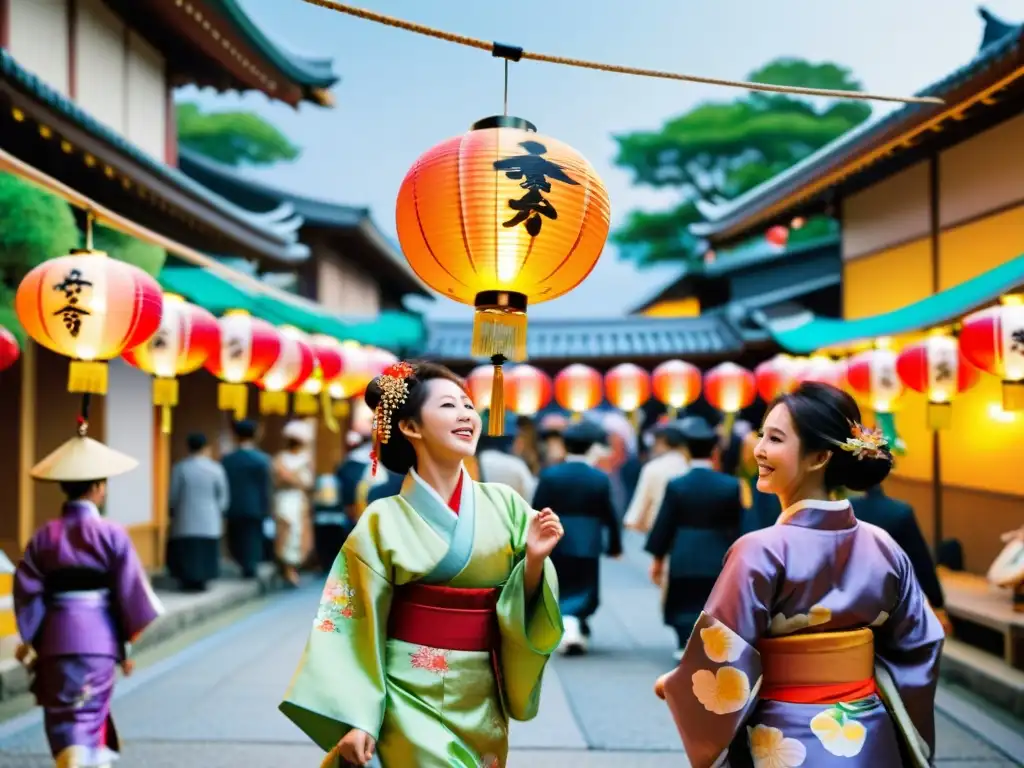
639,297,701,318
938,204,1024,290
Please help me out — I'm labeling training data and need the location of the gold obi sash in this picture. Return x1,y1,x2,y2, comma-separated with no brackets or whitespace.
757,628,876,704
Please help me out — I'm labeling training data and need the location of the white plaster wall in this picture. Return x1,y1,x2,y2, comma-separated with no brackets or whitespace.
75,0,126,135
8,0,70,95
103,359,154,527
125,31,167,161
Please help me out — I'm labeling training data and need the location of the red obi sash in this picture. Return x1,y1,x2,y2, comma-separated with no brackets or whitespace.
758,628,878,705
388,583,500,652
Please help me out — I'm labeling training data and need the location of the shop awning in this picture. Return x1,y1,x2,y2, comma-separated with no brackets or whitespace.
159,266,425,351
767,252,1024,353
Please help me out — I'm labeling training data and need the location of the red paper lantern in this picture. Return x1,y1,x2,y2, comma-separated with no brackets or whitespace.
256,325,315,415
960,297,1024,410
329,342,371,400
604,363,651,413
704,362,756,414
651,359,702,415
897,334,980,429
796,356,847,389
505,364,552,416
846,349,904,413
122,294,219,433
15,249,163,394
467,365,497,410
755,354,799,403
0,326,20,372
766,225,790,248
204,310,282,420
554,363,602,414
293,334,347,416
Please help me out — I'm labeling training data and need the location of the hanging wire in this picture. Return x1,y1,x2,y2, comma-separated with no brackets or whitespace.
85,210,94,249
503,59,509,117
299,0,944,105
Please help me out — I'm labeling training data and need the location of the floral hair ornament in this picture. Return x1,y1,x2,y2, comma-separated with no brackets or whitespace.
369,361,415,476
836,421,892,463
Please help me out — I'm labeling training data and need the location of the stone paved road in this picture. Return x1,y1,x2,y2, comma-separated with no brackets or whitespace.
0,534,1020,767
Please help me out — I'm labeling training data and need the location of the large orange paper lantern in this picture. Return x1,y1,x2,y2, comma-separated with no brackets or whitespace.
755,354,799,403
0,326,20,372
554,363,603,415
505,364,552,416
256,325,315,415
651,359,701,417
896,334,981,429
467,365,496,410
605,363,651,413
122,294,219,433
704,362,756,431
204,310,281,419
960,296,1024,410
15,249,163,394
396,116,611,434
846,348,904,414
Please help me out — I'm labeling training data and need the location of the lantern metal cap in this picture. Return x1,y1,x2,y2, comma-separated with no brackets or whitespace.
68,248,109,258
474,290,528,312
471,116,537,132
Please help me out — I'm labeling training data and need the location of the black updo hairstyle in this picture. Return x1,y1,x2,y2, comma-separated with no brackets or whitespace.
772,381,893,492
363,361,468,475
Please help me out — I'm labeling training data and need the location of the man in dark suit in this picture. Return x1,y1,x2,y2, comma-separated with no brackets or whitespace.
852,484,950,632
533,419,622,655
646,416,746,658
220,420,273,579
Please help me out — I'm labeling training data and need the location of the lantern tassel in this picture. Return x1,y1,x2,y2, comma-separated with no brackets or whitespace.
294,392,319,416
160,405,173,435
873,411,906,455
68,360,108,395
153,377,179,407
721,411,736,437
927,401,952,431
471,292,528,362
259,390,289,416
630,409,642,432
332,399,351,419
488,356,506,437
217,382,248,421
1002,380,1024,411
321,391,340,434
668,406,678,420
570,411,583,423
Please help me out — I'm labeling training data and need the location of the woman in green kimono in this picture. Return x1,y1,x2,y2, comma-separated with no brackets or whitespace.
280,361,565,768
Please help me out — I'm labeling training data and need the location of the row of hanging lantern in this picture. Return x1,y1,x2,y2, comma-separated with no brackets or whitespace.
10,247,397,435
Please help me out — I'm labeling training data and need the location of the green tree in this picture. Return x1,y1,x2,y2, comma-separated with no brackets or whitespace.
613,58,871,265
176,102,301,166
92,225,166,277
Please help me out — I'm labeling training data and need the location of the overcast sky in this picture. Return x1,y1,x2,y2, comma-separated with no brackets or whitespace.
178,0,1021,319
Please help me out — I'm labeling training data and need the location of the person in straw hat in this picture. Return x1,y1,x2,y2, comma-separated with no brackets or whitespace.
13,423,164,768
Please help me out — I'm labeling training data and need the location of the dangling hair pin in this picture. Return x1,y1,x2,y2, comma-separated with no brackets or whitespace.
834,420,891,463
369,361,415,476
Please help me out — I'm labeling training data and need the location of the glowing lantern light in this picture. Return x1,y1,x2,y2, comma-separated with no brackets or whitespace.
122,294,219,433
256,325,315,415
554,364,603,416
604,363,651,417
204,310,281,420
294,334,346,417
467,364,497,410
846,348,904,414
896,333,981,430
960,295,1024,410
755,354,799,403
506,364,552,416
0,326,20,372
15,249,163,394
704,362,756,432
329,342,370,400
396,115,611,435
765,225,789,248
796,355,847,389
651,360,702,418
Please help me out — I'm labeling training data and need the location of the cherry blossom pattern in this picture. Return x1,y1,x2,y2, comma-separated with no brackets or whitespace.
410,646,451,676
692,666,752,715
748,724,807,768
768,604,832,636
810,702,871,757
314,575,360,633
700,620,745,664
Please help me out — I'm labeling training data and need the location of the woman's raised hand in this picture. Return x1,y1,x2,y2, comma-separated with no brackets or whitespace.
526,508,564,562
323,729,376,767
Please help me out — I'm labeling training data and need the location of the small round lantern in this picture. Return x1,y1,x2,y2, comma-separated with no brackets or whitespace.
960,296,1024,410
0,326,20,372
651,360,702,418
896,334,981,430
796,355,847,389
294,334,346,417
122,294,219,433
846,348,904,414
396,116,611,434
766,225,790,248
329,342,370,399
467,364,497,409
256,325,315,415
15,249,163,394
506,364,552,416
364,347,398,379
755,354,799,403
204,310,282,420
704,362,756,433
605,363,651,427
554,363,603,417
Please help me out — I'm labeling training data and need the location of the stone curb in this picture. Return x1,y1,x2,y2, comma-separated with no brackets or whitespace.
940,637,1024,719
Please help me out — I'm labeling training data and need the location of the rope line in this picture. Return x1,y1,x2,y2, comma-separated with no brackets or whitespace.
299,0,944,106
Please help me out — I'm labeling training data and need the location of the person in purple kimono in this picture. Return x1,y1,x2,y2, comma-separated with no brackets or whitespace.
655,382,944,768
13,425,165,768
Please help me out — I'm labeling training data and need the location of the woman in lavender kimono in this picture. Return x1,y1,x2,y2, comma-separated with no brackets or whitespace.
281,361,565,768
14,424,165,768
655,382,944,768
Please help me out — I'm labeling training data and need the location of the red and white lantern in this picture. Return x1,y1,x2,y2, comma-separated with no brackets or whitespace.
896,334,980,429
467,364,496,410
960,296,1024,410
846,348,904,413
704,362,756,414
766,225,789,248
796,356,847,390
204,310,282,420
604,363,651,413
651,359,702,417
554,363,603,415
292,334,346,416
0,325,20,372
506,364,552,416
364,347,399,378
328,342,370,400
755,354,799,403
256,325,316,415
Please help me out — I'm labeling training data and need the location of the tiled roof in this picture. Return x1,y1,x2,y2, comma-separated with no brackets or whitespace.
425,316,743,363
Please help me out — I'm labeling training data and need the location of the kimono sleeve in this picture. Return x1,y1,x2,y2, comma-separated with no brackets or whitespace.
279,525,393,748
111,528,165,644
661,534,775,768
494,486,564,722
13,539,45,647
873,546,944,762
